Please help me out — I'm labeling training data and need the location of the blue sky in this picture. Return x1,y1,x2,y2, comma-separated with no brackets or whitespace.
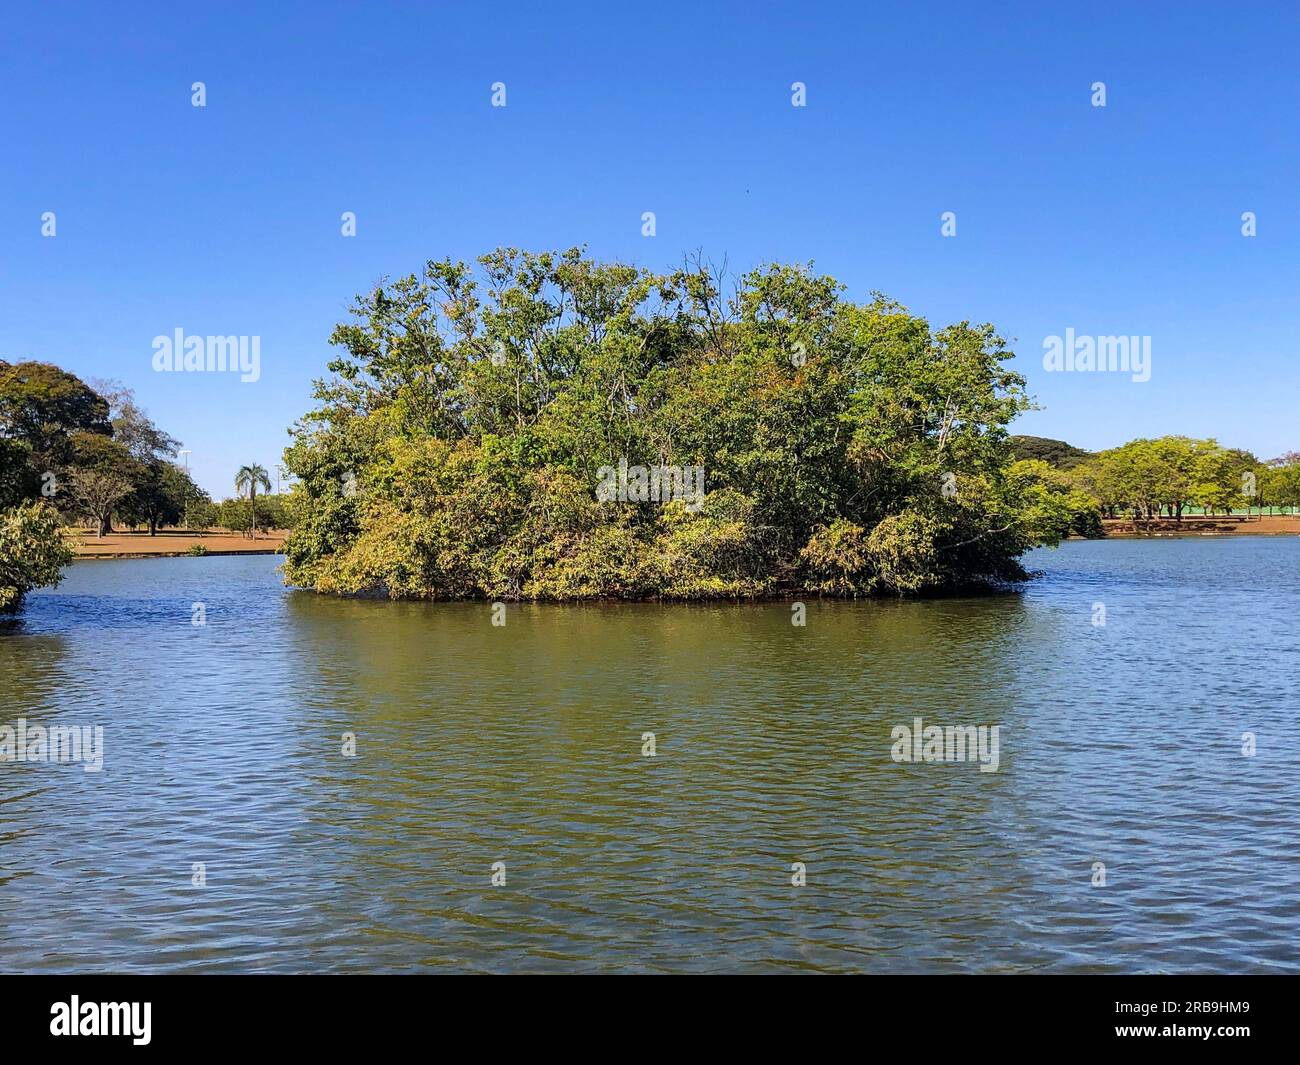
2,1,1297,496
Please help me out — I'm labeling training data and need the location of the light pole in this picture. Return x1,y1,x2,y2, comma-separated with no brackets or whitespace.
179,450,192,531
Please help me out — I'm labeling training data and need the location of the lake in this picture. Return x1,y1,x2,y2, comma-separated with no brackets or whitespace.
1,537,1297,973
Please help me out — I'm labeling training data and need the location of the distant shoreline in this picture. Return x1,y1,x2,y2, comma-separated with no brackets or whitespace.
68,518,1300,564
73,530,287,560
1098,515,1300,539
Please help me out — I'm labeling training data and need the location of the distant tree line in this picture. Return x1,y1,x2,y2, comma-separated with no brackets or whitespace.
0,361,207,537
1013,434,1300,519
1,361,289,609
187,492,295,538
1,360,298,541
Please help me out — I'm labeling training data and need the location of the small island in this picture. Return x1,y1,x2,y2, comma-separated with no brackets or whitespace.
279,249,1094,601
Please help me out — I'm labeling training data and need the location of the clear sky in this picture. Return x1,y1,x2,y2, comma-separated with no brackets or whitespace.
2,1,1297,496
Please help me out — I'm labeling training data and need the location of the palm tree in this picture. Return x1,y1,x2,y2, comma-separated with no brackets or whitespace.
235,463,271,539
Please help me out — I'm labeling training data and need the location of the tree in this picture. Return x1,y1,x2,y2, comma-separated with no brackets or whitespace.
1261,455,1300,514
90,380,192,535
89,379,179,461
66,468,134,539
1,366,199,539
235,464,272,539
1007,459,1103,539
282,248,1064,599
121,461,204,535
1010,435,1092,470
252,493,292,532
0,438,38,509
65,433,139,537
0,361,111,470
0,500,73,612
1067,436,1270,521
187,499,219,531
215,498,252,534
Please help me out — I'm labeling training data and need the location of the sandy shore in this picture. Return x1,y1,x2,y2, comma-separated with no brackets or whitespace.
74,530,287,558
1101,514,1300,537
70,517,1298,558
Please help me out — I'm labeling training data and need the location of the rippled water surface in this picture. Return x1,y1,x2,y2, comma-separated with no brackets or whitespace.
1,538,1297,973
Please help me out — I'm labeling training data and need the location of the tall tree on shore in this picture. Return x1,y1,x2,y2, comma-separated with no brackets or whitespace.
235,464,271,539
66,432,140,537
91,379,190,535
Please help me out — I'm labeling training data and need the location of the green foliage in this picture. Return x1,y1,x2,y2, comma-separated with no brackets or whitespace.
800,519,874,595
254,493,293,532
0,361,111,467
283,248,1057,599
1072,436,1263,518
1008,459,1104,539
0,438,37,509
186,499,219,530
208,493,290,534
117,459,202,533
66,432,139,535
215,498,253,533
235,464,271,497
234,463,273,537
0,500,73,613
0,366,197,536
1260,455,1300,510
1010,435,1092,470
185,544,209,557
90,380,202,535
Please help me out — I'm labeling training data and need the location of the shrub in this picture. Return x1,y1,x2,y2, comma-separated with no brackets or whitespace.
0,501,74,613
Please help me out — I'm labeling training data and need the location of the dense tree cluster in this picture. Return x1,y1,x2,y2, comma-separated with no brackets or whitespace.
282,249,1087,600
1069,437,1299,519
188,489,294,538
0,361,204,609
0,362,209,537
1021,433,1300,519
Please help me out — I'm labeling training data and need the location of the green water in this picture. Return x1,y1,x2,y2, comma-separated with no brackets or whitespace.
1,537,1297,972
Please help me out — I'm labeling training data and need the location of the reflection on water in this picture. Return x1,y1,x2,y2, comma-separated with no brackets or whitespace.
1,539,1297,972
